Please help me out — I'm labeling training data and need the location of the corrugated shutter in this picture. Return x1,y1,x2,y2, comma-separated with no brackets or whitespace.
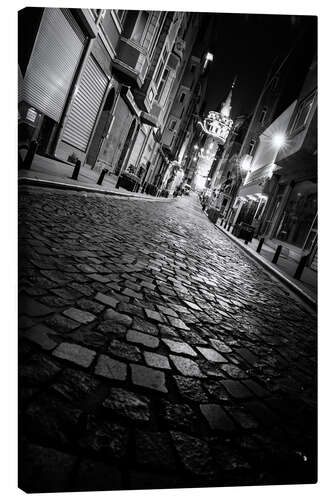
23,8,85,122
62,56,109,152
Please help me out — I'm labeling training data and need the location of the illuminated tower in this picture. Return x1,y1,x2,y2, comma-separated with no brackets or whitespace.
194,79,235,189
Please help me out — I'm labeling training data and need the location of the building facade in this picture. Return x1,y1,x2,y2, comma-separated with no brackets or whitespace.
232,58,317,268
143,13,214,196
18,8,213,196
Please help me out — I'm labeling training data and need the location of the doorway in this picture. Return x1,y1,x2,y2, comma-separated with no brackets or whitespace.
86,87,116,169
115,119,136,175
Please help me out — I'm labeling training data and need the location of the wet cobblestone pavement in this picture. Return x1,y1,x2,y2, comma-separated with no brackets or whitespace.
18,188,317,492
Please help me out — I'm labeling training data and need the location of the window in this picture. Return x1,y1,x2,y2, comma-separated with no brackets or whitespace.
116,10,125,22
289,92,316,134
123,11,149,44
154,48,168,86
179,92,186,104
248,139,256,155
259,107,267,125
190,64,196,73
156,68,170,101
270,75,279,91
275,180,317,248
169,119,177,132
132,11,149,43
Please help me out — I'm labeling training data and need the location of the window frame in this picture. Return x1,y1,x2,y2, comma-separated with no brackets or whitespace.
259,107,267,125
169,119,177,132
156,68,170,102
131,11,150,45
248,139,256,155
179,91,186,104
288,91,316,136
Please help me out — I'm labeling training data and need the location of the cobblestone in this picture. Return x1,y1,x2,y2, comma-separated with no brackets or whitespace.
108,339,142,362
51,368,100,402
126,329,159,348
159,400,198,430
18,191,317,489
19,353,61,386
20,296,54,317
171,431,215,478
131,364,167,393
209,338,233,353
144,351,171,370
103,309,132,327
174,375,209,402
132,317,159,335
170,355,205,378
162,338,197,357
95,292,119,308
197,347,228,363
200,404,236,431
25,395,82,446
63,307,96,324
103,388,150,422
94,354,127,381
78,418,129,460
52,343,96,368
22,324,58,351
45,313,80,333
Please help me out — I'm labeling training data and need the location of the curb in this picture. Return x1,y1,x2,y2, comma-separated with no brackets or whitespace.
212,220,317,311
18,177,175,202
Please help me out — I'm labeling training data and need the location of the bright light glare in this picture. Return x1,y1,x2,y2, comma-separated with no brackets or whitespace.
272,133,286,149
241,156,252,171
195,175,207,190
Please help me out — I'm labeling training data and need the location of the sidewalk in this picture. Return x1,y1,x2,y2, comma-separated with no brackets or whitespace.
214,221,317,310
18,154,170,201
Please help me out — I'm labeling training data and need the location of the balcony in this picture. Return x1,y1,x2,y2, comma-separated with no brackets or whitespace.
113,37,149,87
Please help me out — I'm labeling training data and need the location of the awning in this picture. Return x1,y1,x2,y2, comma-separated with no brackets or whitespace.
140,111,159,128
237,182,264,198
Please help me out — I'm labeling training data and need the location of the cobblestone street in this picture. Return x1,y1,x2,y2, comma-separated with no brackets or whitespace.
18,188,317,492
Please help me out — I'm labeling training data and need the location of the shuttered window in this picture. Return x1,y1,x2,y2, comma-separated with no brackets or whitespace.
23,8,85,122
62,56,109,152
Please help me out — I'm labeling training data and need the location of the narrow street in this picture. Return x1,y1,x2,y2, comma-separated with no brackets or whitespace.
18,188,317,492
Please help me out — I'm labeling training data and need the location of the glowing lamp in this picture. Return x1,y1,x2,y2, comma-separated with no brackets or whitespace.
241,156,252,172
205,52,214,62
272,133,286,149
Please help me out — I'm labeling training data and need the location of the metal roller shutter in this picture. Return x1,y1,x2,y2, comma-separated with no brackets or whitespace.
62,56,109,152
23,8,85,122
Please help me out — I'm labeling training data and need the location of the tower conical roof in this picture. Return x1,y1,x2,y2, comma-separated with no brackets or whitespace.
220,76,237,117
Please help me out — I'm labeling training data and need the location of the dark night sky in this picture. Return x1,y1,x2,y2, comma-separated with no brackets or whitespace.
204,12,316,118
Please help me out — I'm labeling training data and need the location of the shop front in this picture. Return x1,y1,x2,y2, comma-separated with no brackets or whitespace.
273,179,317,256
18,8,88,156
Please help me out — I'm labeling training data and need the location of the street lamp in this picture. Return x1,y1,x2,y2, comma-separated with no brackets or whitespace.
272,132,286,149
240,155,252,172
